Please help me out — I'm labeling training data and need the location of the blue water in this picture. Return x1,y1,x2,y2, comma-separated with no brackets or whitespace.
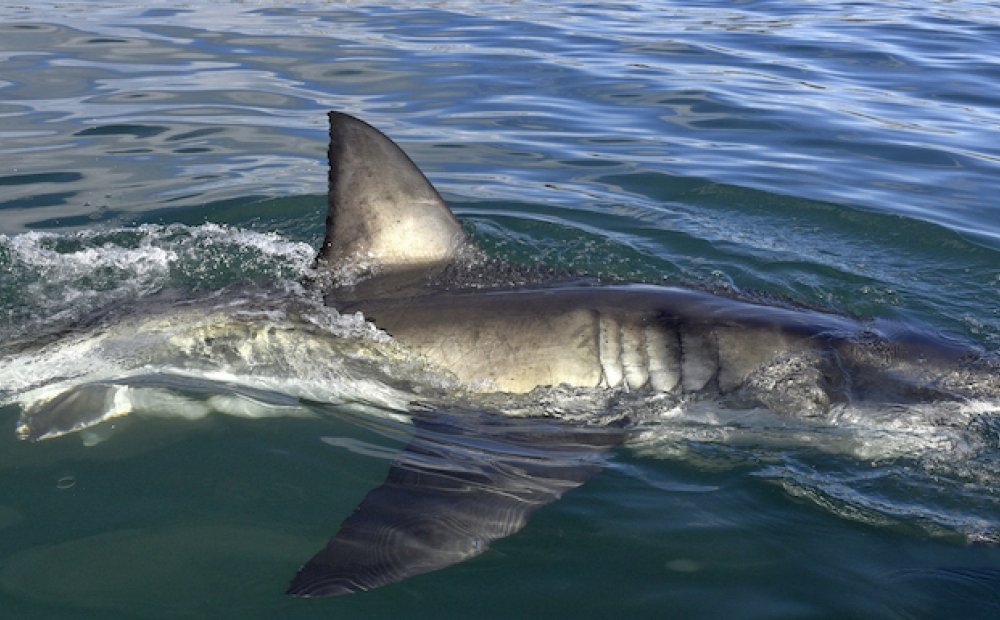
2,1,1000,618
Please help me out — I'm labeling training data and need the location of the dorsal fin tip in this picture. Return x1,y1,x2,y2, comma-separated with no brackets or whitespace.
318,112,468,283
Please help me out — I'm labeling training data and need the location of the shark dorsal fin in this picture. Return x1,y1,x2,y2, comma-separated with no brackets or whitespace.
317,112,467,282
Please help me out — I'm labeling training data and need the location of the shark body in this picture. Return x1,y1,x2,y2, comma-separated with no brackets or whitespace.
9,112,998,598
284,113,998,596
316,113,992,407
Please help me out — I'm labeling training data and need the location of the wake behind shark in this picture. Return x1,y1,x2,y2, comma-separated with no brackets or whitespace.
8,112,1000,598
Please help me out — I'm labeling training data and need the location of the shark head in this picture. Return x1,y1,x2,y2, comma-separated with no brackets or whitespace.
315,112,471,297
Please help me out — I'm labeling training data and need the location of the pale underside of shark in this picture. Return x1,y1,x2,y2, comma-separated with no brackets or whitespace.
11,113,1000,599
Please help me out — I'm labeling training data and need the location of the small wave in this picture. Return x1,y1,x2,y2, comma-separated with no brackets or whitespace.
887,566,1000,618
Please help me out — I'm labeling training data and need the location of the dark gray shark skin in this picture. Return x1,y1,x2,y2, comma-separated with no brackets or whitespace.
287,112,998,597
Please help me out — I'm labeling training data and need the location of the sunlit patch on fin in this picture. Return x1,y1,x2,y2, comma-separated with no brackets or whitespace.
286,410,622,597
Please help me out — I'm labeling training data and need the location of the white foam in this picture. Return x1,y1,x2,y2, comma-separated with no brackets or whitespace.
627,397,999,465
1,223,317,338
8,229,177,277
1,292,429,443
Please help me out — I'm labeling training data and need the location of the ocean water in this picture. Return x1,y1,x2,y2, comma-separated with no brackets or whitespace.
2,1,1000,618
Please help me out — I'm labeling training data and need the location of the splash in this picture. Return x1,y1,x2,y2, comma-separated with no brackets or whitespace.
0,223,445,443
627,398,1000,544
0,223,316,340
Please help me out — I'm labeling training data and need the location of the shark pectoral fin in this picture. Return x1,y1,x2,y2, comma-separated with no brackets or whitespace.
16,382,133,442
286,412,623,597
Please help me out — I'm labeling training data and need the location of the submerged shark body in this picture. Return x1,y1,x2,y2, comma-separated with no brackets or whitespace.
9,112,999,598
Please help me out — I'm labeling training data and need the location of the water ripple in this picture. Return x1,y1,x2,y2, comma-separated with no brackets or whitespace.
2,2,1000,616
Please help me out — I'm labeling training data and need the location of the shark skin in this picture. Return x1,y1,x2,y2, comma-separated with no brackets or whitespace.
283,112,1000,597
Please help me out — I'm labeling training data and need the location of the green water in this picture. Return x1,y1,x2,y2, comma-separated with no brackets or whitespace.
2,1,1000,618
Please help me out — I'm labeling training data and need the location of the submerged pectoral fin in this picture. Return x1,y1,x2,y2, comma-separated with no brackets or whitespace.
286,412,622,597
16,373,312,443
16,382,135,442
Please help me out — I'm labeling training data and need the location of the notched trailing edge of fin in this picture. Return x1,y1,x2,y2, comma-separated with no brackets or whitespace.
286,411,622,597
316,112,469,287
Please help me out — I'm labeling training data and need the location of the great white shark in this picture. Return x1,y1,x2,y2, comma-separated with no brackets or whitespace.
8,112,1000,598
286,113,1000,596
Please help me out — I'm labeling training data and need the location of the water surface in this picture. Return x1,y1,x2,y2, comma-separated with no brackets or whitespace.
2,2,1000,618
